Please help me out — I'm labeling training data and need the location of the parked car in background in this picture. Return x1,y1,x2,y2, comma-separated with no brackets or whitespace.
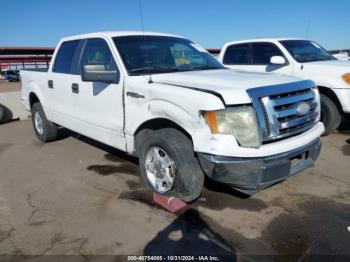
219,38,350,135
4,70,20,82
21,32,323,201
1,72,7,80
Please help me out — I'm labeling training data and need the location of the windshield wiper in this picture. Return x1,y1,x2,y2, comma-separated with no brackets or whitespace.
190,65,221,71
129,67,153,74
301,56,333,63
129,66,179,75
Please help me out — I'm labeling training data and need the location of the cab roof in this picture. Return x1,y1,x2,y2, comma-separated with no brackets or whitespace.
223,38,308,46
60,31,184,42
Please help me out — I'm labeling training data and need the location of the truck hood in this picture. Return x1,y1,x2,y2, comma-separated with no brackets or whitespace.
152,69,304,105
302,60,350,74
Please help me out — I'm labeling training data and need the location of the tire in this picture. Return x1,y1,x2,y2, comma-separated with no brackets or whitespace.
136,128,204,202
31,102,58,142
0,104,5,124
320,94,342,136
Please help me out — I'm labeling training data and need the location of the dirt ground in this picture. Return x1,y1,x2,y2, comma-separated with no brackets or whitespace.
0,120,349,261
0,81,21,93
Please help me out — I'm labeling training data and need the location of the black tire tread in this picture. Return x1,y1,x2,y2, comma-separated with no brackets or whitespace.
0,104,5,124
320,94,342,136
136,128,204,202
31,102,58,142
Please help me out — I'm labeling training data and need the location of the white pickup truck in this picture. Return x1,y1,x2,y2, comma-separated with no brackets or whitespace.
219,38,350,135
333,52,350,61
21,32,324,202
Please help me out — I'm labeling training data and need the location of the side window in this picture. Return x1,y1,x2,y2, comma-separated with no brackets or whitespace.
80,38,117,71
252,43,284,65
223,44,250,65
53,40,80,74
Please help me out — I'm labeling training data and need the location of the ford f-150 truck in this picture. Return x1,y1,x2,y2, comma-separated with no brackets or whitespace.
219,38,350,135
21,32,324,202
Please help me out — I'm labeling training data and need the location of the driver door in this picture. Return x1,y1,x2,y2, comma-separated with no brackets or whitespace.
73,38,125,150
249,42,293,75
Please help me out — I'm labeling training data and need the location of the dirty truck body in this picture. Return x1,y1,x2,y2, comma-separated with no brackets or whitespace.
21,32,324,202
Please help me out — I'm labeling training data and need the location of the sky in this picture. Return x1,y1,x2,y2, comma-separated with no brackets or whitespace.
1,0,350,50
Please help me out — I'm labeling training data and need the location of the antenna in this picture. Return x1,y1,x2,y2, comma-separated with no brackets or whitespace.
138,0,153,83
306,20,311,39
138,0,145,33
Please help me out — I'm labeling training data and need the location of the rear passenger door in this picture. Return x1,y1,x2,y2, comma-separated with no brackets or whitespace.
250,42,292,74
73,38,125,150
48,40,83,130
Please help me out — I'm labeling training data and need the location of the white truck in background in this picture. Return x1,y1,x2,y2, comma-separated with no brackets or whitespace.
219,39,350,135
21,32,323,202
333,52,350,61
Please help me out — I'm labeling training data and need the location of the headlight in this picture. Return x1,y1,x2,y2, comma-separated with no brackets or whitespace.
342,73,350,84
313,86,321,120
204,106,261,148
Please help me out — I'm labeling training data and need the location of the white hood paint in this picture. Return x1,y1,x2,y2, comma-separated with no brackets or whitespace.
302,60,350,74
296,60,350,89
152,69,303,105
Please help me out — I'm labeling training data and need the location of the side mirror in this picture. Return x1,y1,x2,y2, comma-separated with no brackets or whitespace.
270,56,286,65
81,64,119,84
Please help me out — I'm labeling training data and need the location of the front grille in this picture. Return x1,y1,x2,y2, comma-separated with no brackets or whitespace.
247,80,319,142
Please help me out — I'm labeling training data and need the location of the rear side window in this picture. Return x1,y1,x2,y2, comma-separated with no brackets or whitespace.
80,38,117,71
223,44,250,65
53,40,80,74
252,43,284,65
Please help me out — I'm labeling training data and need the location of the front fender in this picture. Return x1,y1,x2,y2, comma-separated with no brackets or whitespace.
147,99,198,135
124,78,225,154
125,98,215,154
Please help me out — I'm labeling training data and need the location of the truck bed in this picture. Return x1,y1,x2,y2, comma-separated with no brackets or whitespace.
20,69,49,111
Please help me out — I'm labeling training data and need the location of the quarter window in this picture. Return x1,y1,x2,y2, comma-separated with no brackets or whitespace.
53,40,80,74
223,44,250,65
252,43,284,65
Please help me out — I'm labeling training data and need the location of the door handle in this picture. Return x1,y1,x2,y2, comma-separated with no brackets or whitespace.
72,83,79,94
126,92,145,99
48,80,54,89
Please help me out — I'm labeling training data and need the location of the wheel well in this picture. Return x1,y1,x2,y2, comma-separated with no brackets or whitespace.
29,92,39,109
134,118,192,141
317,86,343,114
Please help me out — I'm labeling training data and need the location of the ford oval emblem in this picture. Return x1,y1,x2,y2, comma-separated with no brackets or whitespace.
296,102,311,116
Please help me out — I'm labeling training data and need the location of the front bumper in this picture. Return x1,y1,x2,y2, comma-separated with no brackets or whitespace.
198,138,321,195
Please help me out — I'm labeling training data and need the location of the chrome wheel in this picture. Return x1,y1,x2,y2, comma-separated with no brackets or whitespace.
34,111,44,135
144,146,176,193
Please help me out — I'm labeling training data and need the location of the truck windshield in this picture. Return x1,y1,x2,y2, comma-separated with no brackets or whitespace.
113,35,225,75
280,40,335,63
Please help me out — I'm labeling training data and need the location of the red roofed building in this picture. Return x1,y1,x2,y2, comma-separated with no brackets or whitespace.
0,47,54,71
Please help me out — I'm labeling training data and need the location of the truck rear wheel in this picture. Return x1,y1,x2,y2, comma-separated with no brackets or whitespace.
136,128,204,202
31,102,58,142
320,94,342,136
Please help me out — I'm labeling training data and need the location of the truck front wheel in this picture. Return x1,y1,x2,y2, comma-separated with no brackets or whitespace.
136,128,204,202
31,102,58,142
320,94,342,136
